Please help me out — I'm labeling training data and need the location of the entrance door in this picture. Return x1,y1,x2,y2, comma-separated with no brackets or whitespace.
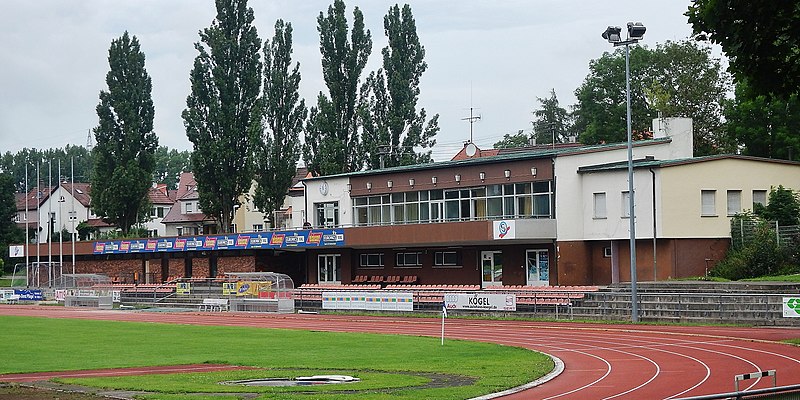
481,251,503,287
318,254,341,284
526,250,550,286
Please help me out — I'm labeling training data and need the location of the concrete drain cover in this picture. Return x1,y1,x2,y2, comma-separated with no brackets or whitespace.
224,375,360,387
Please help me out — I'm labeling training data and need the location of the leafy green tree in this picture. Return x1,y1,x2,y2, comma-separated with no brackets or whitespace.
152,146,192,190
687,0,800,98
91,31,158,235
1,146,93,192
754,185,800,227
724,82,800,161
304,0,372,175
573,40,730,155
361,4,439,169
183,0,263,233
0,173,24,273
532,89,574,145
493,131,531,149
253,19,307,227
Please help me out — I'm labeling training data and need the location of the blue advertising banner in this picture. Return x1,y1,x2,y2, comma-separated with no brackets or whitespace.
92,230,345,255
14,289,44,301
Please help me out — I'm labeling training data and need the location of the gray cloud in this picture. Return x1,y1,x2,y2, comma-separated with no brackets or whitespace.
0,0,704,161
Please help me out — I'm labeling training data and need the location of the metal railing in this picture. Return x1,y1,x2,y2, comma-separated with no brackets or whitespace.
675,383,800,400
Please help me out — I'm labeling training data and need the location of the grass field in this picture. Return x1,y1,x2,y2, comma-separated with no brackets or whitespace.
0,315,552,399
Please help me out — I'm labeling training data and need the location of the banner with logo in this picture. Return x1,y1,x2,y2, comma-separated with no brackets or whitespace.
222,282,237,296
493,220,515,240
8,245,24,258
176,282,191,295
783,297,800,317
322,291,413,311
444,292,516,311
92,229,346,255
14,289,43,301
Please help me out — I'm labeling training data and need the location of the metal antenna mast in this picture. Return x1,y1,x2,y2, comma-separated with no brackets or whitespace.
461,107,481,143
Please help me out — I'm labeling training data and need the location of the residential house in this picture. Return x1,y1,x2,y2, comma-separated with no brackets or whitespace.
161,172,216,236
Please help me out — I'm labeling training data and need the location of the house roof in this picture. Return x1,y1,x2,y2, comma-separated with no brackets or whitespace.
577,154,800,173
175,172,198,200
86,218,115,228
60,182,92,207
148,186,174,205
304,138,672,180
16,185,54,211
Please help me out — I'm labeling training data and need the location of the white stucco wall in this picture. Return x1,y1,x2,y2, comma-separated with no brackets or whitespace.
556,118,693,242
304,176,353,228
578,168,657,241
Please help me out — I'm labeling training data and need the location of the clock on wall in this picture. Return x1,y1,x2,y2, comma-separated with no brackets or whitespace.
319,180,329,196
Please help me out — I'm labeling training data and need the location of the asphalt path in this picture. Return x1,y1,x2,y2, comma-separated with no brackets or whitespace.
2,305,800,399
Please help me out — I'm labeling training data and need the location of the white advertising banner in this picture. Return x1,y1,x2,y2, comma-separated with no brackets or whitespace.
783,297,800,317
444,293,517,312
322,291,413,311
8,245,24,258
492,220,515,240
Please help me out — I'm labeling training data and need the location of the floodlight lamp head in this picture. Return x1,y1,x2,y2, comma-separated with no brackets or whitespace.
602,26,622,43
627,22,646,40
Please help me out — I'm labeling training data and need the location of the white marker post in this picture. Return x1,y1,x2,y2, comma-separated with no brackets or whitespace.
441,302,447,345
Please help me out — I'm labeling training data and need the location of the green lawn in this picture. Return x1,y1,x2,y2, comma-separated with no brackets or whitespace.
0,316,552,399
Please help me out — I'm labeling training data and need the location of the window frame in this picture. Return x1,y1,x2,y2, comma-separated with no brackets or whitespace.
396,252,422,268
727,190,742,216
433,251,461,268
701,189,717,217
593,192,607,219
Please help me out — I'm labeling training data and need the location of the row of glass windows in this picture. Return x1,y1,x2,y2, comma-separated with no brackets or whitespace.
359,251,460,268
352,181,554,227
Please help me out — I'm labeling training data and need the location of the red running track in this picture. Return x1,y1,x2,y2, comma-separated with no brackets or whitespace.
2,305,800,399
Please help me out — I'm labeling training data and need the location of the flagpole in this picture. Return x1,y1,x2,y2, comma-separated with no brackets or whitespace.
441,302,447,346
58,159,63,282
36,161,40,287
24,163,29,287
71,157,76,275
48,160,52,287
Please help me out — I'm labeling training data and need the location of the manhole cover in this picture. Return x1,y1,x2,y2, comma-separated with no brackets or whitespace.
224,375,360,387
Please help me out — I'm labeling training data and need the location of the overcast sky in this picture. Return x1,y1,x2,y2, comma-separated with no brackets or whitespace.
0,0,708,161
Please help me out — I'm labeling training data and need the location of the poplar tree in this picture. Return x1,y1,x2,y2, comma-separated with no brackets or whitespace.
0,172,24,273
253,20,307,226
183,0,262,233
304,0,372,175
91,31,157,234
361,4,439,169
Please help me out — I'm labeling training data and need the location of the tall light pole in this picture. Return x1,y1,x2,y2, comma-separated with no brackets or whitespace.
602,22,646,322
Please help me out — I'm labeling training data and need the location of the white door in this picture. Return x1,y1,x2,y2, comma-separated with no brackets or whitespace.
481,251,503,287
526,250,550,286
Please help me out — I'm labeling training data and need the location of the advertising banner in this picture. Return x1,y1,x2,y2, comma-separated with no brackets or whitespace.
222,282,237,296
322,291,413,311
493,220,515,240
92,229,346,255
444,292,516,312
14,289,43,301
176,282,191,295
8,245,24,258
783,297,800,317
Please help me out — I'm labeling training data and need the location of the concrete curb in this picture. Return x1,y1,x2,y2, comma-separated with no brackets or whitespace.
469,354,565,400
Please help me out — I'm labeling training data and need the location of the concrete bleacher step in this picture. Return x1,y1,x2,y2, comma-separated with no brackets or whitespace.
575,281,800,326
